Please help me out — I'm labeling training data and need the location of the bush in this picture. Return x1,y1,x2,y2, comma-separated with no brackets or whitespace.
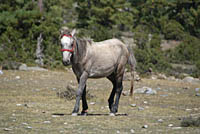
162,20,185,40
134,30,171,74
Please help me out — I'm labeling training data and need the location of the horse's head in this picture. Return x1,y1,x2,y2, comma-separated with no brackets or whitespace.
60,29,76,66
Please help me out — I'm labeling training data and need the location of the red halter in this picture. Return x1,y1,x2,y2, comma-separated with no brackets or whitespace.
60,34,75,53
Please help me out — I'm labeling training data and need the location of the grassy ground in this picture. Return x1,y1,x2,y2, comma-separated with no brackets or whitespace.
0,70,200,134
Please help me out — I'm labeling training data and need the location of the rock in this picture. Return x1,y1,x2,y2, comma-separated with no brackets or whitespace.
158,119,164,123
44,121,51,124
122,90,130,96
4,128,12,131
130,129,135,133
90,102,95,105
182,76,200,84
0,70,3,75
167,76,176,81
195,88,200,92
19,64,28,71
151,75,157,80
143,101,148,104
134,87,157,95
16,76,20,79
172,127,182,130
116,130,120,134
196,93,200,96
26,126,32,129
135,74,141,81
157,73,167,79
16,103,22,106
130,104,137,107
142,125,148,129
138,107,144,111
168,124,173,127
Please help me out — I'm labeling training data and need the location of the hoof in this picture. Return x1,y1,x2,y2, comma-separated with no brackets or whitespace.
72,113,78,116
109,113,115,116
81,112,88,116
81,110,88,116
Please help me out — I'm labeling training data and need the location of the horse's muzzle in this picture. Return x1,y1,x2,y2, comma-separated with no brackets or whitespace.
62,60,71,66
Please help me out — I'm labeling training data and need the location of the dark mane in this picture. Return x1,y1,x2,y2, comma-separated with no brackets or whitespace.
72,38,88,63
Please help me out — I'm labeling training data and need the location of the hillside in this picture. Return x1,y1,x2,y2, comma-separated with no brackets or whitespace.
0,0,200,77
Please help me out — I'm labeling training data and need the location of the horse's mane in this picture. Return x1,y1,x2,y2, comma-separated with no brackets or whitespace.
73,38,88,63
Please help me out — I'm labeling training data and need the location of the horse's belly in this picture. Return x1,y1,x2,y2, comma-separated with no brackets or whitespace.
88,64,115,78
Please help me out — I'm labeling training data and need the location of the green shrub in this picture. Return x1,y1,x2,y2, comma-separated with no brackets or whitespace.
162,20,185,40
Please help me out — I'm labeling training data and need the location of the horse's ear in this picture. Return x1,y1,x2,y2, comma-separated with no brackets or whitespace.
71,29,76,37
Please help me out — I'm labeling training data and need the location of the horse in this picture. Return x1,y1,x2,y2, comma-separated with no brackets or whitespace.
60,29,136,116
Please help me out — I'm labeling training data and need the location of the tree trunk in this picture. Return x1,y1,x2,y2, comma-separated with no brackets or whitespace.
38,0,43,13
35,33,44,66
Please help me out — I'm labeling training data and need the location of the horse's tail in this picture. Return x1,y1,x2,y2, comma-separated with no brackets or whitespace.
127,45,137,96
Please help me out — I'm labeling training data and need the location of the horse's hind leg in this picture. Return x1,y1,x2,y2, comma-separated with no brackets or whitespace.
107,74,116,112
110,63,125,115
111,78,123,114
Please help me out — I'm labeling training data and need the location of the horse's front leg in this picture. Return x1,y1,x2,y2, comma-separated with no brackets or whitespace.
81,85,88,116
72,72,88,116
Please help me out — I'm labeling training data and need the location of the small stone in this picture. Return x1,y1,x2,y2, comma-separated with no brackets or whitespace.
134,87,157,95
16,76,20,79
186,109,192,111
4,128,12,131
168,124,173,127
196,93,200,96
142,125,148,129
16,104,22,106
138,107,144,111
71,113,78,116
19,64,28,71
172,127,182,130
130,104,136,107
143,101,148,104
157,73,167,79
116,130,120,133
52,115,60,118
158,119,164,123
90,102,95,105
22,122,28,125
26,126,32,129
44,121,51,124
130,129,135,133
109,113,115,116
52,88,57,91
0,70,3,75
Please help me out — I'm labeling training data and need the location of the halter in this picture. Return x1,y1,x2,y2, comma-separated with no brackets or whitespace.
60,34,75,53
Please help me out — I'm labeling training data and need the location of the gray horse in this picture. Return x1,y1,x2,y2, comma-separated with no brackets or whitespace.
60,29,136,116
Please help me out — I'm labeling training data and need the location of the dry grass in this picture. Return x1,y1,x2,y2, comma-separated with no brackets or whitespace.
0,70,200,134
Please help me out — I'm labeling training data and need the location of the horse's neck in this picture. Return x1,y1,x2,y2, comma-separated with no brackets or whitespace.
72,39,88,65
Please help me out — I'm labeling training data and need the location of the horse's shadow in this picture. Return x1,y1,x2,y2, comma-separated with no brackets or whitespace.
52,113,128,117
